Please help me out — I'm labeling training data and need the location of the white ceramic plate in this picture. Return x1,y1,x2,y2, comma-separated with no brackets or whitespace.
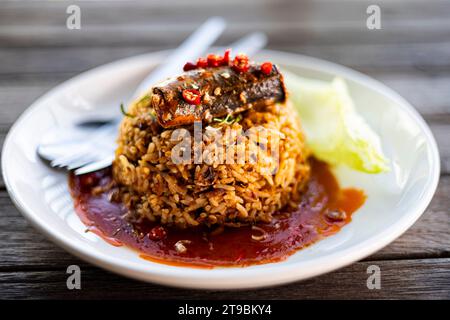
2,50,440,289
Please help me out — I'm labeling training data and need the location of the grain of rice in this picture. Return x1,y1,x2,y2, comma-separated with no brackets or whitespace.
112,99,310,228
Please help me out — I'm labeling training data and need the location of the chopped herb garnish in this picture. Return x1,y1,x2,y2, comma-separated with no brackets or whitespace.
213,114,242,125
137,93,151,105
120,103,134,118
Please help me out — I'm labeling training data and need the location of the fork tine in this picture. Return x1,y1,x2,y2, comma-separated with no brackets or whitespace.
74,155,115,175
66,154,98,170
49,123,118,167
52,142,114,168
51,147,90,167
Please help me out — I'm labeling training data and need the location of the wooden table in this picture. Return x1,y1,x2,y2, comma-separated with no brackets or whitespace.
0,0,449,299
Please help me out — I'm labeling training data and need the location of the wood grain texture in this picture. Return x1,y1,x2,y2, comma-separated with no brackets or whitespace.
1,259,449,300
2,43,450,77
1,0,450,47
0,0,449,299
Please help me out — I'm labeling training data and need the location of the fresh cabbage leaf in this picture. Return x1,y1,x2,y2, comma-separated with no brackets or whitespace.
284,71,389,173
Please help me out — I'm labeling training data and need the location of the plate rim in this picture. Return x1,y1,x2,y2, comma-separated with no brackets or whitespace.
1,49,441,289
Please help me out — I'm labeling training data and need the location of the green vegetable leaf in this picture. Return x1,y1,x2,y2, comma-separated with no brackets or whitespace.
213,114,242,125
285,71,389,174
120,103,134,118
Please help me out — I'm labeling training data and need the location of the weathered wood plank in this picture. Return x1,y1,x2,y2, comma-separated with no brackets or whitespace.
3,21,450,48
1,43,450,81
369,72,450,119
430,124,450,174
280,43,450,71
0,176,448,269
4,0,449,24
0,258,448,299
1,0,450,47
3,0,449,26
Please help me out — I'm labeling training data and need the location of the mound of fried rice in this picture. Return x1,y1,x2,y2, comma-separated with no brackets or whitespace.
112,95,310,228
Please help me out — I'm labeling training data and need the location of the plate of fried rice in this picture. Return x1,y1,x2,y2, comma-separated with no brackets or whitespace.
2,49,440,289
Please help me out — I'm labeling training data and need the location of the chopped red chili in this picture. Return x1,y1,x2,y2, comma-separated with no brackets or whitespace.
207,54,222,67
148,226,167,241
232,53,250,73
222,49,231,66
183,62,197,72
182,89,201,105
184,50,250,72
196,57,208,68
260,62,273,75
184,50,234,71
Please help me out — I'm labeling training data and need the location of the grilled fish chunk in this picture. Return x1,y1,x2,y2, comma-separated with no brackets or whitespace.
151,64,286,128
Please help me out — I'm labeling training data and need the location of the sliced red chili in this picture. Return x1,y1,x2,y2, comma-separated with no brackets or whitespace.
148,226,167,241
207,54,222,67
196,57,208,68
232,53,250,73
260,62,273,75
221,49,232,66
182,89,201,105
183,62,197,72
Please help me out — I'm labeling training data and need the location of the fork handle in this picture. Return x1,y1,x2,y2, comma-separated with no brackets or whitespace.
132,17,226,100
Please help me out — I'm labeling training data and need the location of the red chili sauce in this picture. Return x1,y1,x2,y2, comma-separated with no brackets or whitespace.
69,159,365,268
